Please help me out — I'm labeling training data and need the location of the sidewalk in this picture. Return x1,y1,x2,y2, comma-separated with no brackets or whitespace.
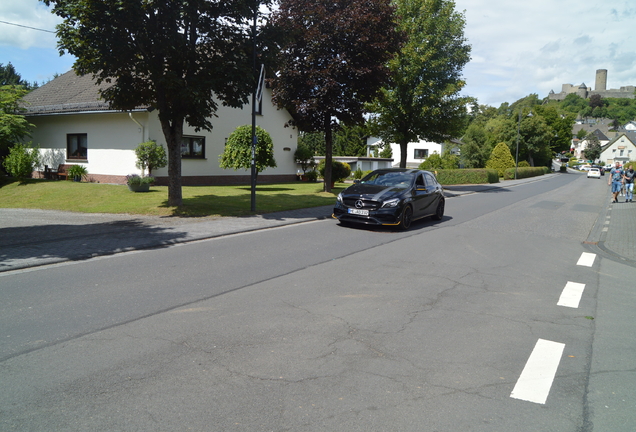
1,174,633,272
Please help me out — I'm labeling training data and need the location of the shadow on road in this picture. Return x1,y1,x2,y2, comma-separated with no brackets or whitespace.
0,220,188,271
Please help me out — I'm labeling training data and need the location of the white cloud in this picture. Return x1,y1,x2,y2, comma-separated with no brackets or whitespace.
0,0,62,49
455,0,636,106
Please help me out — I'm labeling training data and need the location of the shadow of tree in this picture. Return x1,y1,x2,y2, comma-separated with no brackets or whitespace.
164,192,338,218
0,219,189,272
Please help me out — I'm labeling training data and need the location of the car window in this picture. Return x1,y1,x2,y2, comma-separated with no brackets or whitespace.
424,173,437,186
415,174,425,186
361,171,415,188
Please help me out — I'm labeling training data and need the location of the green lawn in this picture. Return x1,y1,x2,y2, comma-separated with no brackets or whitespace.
0,178,345,217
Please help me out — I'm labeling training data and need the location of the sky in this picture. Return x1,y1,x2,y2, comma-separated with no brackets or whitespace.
1,0,635,108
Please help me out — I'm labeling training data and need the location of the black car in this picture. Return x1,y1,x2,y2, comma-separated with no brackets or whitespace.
332,168,445,230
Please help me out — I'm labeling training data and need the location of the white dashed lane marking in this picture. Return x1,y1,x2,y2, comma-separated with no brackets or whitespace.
511,339,565,404
576,252,596,267
557,281,586,308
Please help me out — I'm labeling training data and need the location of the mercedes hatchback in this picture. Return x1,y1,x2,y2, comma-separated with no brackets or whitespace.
332,168,445,230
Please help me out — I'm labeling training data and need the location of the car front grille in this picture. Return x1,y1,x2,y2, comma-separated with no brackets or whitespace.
343,198,381,210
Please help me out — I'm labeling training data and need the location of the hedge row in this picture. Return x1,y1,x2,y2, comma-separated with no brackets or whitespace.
502,166,549,180
434,168,500,185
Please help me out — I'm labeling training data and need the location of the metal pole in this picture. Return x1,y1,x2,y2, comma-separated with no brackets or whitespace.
515,110,521,180
250,2,258,212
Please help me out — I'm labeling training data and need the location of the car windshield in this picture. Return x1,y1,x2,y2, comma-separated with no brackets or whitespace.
360,171,415,188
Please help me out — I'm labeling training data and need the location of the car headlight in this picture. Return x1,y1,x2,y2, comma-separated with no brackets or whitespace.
381,198,400,208
337,192,344,203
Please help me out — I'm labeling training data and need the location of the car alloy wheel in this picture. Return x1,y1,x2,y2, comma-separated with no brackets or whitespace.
433,199,445,221
400,205,413,230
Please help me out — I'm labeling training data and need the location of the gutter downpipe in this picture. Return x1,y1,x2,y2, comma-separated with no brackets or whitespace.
128,112,145,142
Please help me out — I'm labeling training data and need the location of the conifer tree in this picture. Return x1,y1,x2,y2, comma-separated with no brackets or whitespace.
486,142,515,177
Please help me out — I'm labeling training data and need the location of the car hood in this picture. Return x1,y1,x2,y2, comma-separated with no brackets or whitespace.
341,183,407,201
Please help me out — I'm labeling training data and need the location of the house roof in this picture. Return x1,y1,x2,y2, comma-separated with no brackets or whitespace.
21,70,122,115
600,133,636,152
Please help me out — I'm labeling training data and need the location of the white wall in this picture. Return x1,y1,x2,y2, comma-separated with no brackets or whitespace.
367,137,443,167
27,87,298,180
30,111,142,175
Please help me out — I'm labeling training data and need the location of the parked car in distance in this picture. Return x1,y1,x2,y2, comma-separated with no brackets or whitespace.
591,165,604,175
587,168,601,179
332,168,445,230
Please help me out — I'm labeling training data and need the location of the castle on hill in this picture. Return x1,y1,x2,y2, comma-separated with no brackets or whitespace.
548,69,635,101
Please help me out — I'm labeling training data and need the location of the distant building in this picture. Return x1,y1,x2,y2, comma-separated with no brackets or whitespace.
548,69,635,101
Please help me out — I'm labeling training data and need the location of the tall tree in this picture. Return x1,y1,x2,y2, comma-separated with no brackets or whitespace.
43,0,259,206
269,0,402,191
0,63,32,88
334,124,369,157
583,134,602,162
367,0,472,168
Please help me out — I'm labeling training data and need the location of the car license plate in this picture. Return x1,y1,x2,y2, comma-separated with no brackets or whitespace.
348,208,369,216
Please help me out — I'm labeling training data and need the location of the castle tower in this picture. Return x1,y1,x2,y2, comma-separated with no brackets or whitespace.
595,69,607,91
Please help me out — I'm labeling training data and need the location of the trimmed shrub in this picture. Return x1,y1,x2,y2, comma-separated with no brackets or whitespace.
503,166,546,180
317,160,351,182
486,142,515,177
434,168,499,185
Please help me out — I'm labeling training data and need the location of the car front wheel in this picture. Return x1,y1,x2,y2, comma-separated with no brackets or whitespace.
400,205,413,230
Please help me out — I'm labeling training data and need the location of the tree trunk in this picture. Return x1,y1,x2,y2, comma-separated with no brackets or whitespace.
399,140,409,168
159,116,184,207
324,115,333,192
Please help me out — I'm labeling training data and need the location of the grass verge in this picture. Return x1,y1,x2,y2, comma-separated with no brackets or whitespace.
0,178,345,217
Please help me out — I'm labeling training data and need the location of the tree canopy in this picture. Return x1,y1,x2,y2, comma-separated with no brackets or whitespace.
269,0,402,191
0,85,34,160
367,0,472,168
0,63,36,89
44,0,260,206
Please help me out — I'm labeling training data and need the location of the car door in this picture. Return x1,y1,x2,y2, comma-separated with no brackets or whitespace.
413,173,435,217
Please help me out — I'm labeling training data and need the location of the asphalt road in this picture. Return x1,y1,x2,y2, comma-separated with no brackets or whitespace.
1,173,635,431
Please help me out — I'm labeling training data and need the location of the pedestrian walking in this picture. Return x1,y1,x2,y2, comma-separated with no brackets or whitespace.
608,162,624,203
623,164,634,202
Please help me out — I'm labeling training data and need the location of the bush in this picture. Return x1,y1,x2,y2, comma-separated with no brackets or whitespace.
304,170,318,182
3,142,40,179
135,140,167,176
317,160,351,182
518,161,530,168
353,167,364,179
67,164,88,181
485,142,515,177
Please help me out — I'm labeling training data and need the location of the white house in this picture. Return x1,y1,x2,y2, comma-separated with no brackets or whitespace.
599,133,636,166
21,70,299,185
571,129,609,161
366,136,445,168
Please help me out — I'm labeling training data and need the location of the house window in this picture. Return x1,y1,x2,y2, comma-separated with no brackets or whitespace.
67,134,88,160
181,136,205,159
414,149,428,159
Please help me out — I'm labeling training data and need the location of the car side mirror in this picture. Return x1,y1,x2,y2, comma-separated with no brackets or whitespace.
353,179,361,184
